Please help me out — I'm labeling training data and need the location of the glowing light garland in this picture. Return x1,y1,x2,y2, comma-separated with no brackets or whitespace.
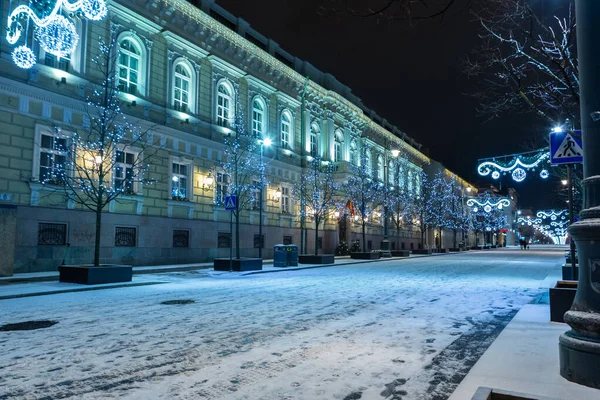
537,210,567,220
467,197,510,212
518,210,570,244
5,0,107,69
477,149,550,183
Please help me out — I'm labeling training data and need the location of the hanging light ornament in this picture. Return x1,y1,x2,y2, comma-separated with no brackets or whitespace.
5,0,108,69
12,45,36,69
512,168,526,182
540,169,549,179
467,197,510,213
477,149,549,183
36,15,79,58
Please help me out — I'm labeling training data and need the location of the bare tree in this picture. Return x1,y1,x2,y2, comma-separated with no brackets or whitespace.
464,0,579,124
41,37,158,266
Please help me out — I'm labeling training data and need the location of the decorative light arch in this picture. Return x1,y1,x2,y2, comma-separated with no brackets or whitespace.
466,197,510,212
6,0,108,69
477,148,550,183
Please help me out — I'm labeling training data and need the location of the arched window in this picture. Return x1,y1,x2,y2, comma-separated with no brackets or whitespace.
365,151,373,177
118,38,142,95
408,170,413,193
310,122,320,157
252,97,266,136
377,155,384,181
173,60,193,113
415,173,421,195
334,129,343,162
388,160,395,186
216,80,234,127
399,167,405,190
281,110,292,149
349,140,357,165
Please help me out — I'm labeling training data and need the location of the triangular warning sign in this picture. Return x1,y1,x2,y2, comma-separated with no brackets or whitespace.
553,133,583,159
225,197,235,209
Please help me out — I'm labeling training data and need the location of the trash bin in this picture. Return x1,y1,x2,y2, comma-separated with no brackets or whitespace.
286,244,298,266
274,245,288,267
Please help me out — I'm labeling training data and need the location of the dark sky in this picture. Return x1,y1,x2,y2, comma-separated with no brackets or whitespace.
214,0,563,210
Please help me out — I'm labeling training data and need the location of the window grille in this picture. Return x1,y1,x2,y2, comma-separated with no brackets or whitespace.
218,232,231,248
283,235,292,245
173,230,190,248
254,234,264,249
37,223,67,245
115,227,137,247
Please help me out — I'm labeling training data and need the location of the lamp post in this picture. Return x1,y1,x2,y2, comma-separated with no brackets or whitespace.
381,145,398,257
257,137,272,259
559,0,600,388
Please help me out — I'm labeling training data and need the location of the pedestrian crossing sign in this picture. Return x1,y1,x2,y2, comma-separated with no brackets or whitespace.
225,195,237,210
550,130,583,165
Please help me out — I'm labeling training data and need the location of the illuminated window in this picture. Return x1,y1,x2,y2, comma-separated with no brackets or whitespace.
38,133,68,186
349,140,358,165
171,160,193,200
118,39,141,95
114,150,137,194
216,81,234,127
252,97,266,136
334,129,343,162
281,110,292,149
215,172,230,205
310,122,319,157
173,62,192,113
281,186,290,214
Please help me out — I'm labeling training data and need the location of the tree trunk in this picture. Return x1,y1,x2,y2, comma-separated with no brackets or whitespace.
314,218,320,256
94,204,102,266
453,229,457,248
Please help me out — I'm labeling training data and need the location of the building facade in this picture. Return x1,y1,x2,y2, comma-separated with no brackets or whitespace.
0,0,479,274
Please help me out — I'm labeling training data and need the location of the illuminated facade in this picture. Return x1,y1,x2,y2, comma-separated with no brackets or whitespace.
0,0,476,273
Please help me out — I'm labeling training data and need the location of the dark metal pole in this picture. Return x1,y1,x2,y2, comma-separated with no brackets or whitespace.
381,141,391,256
559,0,600,388
259,144,263,259
299,77,310,255
567,164,576,279
229,210,233,273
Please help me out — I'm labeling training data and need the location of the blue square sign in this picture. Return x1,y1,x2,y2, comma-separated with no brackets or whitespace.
224,195,237,210
550,130,582,165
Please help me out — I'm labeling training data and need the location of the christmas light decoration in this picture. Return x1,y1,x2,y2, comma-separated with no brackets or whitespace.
5,0,108,69
466,197,510,212
12,45,36,69
537,210,567,220
477,148,550,183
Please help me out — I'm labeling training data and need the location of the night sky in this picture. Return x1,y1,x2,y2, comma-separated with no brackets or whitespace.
214,0,566,211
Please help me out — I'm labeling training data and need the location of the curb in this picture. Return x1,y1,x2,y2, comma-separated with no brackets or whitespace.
0,281,165,301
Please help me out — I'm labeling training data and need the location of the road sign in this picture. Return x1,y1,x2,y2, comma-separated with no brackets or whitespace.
224,195,237,210
550,130,583,165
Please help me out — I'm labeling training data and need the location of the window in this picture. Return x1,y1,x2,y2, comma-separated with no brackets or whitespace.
252,97,265,136
281,186,290,214
171,161,191,201
377,155,384,181
408,170,413,193
365,151,373,177
254,234,265,249
115,226,137,247
216,81,234,127
399,167,405,190
118,38,141,95
415,173,421,195
349,140,357,165
252,179,260,210
173,62,191,113
310,122,319,157
114,150,136,194
173,230,190,248
38,223,67,245
218,232,231,248
281,110,292,149
45,53,70,72
388,161,395,186
334,129,343,162
283,235,292,245
215,172,230,205
39,133,68,186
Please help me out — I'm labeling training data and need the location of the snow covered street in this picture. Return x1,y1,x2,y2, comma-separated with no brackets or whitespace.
0,248,562,400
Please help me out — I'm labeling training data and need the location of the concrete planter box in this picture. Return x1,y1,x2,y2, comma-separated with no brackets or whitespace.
562,264,579,281
214,258,262,272
550,280,577,323
449,248,462,252
298,254,334,264
58,265,132,285
471,386,558,399
471,246,483,250
411,249,432,255
390,250,410,257
350,252,381,260
437,248,448,253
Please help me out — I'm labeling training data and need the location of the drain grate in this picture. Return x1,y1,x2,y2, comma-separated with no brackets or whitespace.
0,320,58,331
161,299,195,305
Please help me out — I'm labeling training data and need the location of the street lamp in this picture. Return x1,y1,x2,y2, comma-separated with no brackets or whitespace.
257,137,272,259
381,144,399,257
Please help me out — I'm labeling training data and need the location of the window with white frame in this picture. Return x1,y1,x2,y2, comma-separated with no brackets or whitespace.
114,149,138,194
252,97,265,136
216,81,234,127
399,167,405,190
38,131,69,186
349,140,357,165
171,160,192,201
281,186,290,214
281,110,292,149
377,155,384,181
45,53,70,72
310,122,319,157
407,170,413,193
334,129,343,162
173,62,192,113
365,151,373,177
252,179,260,210
215,172,230,205
118,38,142,95
414,173,421,195
388,160,395,186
